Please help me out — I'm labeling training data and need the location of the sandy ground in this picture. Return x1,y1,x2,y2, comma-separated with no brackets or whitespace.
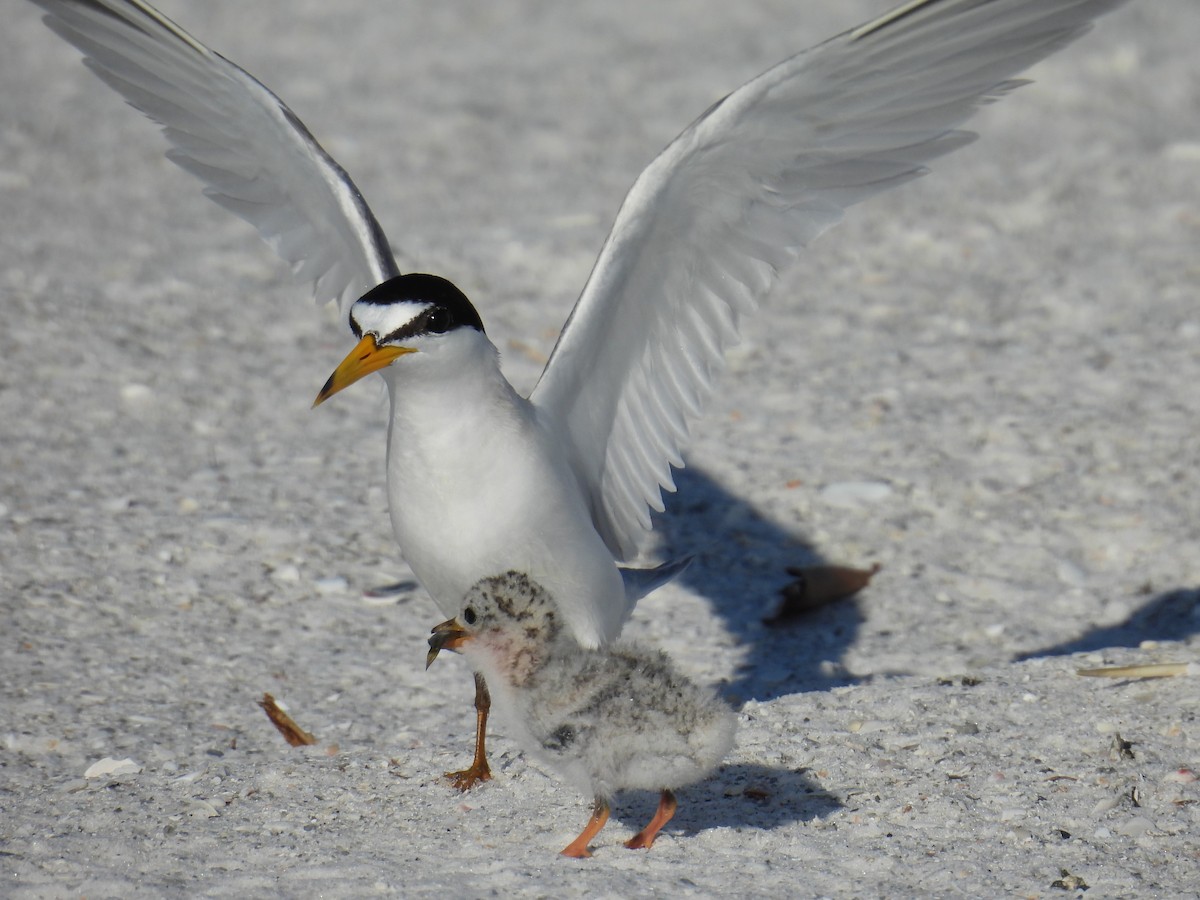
2,0,1198,896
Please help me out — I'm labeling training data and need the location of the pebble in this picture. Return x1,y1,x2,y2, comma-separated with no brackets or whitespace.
1163,141,1200,162
270,564,301,584
1055,559,1087,588
818,480,893,507
119,383,155,405
1116,816,1154,838
0,168,32,190
188,799,220,819
313,575,349,595
84,757,141,778
362,591,402,607
1007,825,1033,842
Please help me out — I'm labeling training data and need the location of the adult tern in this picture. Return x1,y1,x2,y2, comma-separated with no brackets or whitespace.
28,0,1126,787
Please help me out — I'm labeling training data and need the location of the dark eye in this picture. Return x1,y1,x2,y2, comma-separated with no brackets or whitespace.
463,607,477,626
425,306,451,334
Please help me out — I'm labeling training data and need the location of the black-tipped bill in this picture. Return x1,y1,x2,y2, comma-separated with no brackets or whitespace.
426,618,469,669
312,334,415,407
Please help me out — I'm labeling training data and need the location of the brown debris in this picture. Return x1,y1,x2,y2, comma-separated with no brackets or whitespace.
1051,869,1089,891
765,563,881,624
258,693,317,747
1077,661,1192,679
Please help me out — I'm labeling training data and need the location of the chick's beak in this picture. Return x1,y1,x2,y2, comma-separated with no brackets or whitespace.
426,618,470,669
313,334,416,407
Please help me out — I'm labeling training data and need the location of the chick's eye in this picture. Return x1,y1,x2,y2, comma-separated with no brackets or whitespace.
425,307,451,334
463,607,477,626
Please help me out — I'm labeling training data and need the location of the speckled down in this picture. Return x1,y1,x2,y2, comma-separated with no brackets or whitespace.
449,572,737,803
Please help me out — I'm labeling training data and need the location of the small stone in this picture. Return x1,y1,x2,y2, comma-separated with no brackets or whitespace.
1116,816,1153,838
188,799,220,819
270,564,301,584
120,383,155,405
819,480,893,507
1055,559,1087,588
1164,141,1200,162
313,575,349,595
84,757,141,778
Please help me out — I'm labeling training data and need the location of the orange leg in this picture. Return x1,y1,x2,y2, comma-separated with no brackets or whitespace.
561,797,611,859
625,789,677,850
444,673,493,792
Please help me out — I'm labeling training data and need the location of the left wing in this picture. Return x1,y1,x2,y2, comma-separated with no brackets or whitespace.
530,0,1126,561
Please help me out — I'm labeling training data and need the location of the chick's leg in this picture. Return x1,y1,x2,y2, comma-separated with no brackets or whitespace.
444,672,492,791
560,798,611,859
625,789,677,850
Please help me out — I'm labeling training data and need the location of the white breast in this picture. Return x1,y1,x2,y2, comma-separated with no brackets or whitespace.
381,355,627,647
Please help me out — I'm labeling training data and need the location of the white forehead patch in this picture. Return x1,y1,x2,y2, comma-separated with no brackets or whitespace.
351,299,428,337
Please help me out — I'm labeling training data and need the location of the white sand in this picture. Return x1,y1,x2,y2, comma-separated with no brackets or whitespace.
2,1,1197,896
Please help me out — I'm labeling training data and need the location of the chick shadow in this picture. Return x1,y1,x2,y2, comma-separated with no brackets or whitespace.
615,763,840,840
652,465,867,703
1015,585,1200,661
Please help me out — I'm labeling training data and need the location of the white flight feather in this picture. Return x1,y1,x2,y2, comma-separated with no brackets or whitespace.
530,0,1125,561
29,0,398,320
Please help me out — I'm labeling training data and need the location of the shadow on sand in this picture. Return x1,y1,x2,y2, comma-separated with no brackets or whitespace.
612,762,841,841
653,465,867,704
1017,585,1199,661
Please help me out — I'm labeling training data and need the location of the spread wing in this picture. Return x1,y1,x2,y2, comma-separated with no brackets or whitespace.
529,0,1125,561
30,0,398,321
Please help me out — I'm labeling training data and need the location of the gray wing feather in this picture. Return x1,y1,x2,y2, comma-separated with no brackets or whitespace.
530,0,1124,560
31,0,398,321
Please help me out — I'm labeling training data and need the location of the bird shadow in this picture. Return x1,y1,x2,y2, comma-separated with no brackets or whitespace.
613,762,840,839
652,465,866,703
1015,585,1200,661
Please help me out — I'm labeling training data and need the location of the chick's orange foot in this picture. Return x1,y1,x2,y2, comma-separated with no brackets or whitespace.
443,759,492,792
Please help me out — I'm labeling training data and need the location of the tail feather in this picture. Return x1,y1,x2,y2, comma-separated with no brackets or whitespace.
620,556,694,610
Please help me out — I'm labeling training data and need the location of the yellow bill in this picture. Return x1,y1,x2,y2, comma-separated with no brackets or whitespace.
313,334,416,407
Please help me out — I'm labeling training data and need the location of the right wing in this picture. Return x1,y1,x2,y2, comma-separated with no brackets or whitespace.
30,0,399,321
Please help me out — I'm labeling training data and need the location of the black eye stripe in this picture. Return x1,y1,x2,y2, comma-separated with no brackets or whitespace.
376,307,449,344
352,273,485,341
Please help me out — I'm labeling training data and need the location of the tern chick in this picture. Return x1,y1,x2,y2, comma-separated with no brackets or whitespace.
428,571,736,857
